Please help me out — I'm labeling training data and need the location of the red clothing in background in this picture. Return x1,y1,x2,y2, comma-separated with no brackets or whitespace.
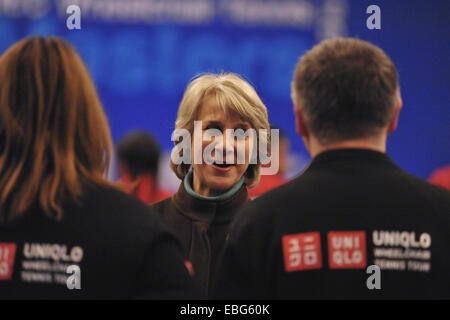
248,174,288,199
429,165,450,190
120,173,173,204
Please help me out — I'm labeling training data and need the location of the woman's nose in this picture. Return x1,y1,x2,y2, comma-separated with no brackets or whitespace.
214,131,235,163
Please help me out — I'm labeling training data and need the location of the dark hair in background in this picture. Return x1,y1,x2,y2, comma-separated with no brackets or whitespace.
0,36,112,223
117,131,161,178
291,37,399,144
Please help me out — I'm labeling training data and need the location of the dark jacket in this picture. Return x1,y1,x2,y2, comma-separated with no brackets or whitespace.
0,183,194,299
213,149,450,299
152,178,249,298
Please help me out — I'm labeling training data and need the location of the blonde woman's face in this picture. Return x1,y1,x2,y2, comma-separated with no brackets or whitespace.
191,94,253,196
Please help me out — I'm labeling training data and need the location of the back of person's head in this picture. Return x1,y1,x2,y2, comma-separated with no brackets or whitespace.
291,37,399,144
117,131,161,178
0,36,112,222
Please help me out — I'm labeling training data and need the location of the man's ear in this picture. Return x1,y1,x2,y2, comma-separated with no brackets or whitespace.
387,94,403,134
293,102,308,137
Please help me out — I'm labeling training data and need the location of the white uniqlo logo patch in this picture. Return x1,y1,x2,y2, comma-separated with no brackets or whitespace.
328,231,367,269
282,232,322,272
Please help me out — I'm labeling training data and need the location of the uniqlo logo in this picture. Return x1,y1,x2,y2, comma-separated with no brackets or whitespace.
0,243,17,280
282,232,322,272
328,231,366,269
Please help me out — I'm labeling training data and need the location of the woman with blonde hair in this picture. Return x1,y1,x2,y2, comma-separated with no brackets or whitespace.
0,36,193,299
152,73,270,297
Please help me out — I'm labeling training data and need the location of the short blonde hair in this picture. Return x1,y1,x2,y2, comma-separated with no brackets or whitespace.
171,73,270,189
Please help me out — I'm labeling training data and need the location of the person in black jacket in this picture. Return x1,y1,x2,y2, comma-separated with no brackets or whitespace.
152,73,271,298
0,36,194,299
213,38,450,299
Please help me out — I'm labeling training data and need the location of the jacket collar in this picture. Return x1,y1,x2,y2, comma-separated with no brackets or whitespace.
184,170,245,202
173,175,249,225
307,148,397,171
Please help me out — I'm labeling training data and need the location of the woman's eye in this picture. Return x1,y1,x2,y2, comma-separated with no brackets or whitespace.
205,125,222,132
234,125,251,132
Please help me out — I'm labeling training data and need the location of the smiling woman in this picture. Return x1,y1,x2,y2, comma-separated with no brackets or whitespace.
152,73,270,298
191,94,255,197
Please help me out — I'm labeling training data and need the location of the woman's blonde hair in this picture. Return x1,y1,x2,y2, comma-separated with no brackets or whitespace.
0,36,112,222
170,73,270,188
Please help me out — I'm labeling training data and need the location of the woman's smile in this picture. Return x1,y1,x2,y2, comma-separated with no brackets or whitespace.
210,162,235,172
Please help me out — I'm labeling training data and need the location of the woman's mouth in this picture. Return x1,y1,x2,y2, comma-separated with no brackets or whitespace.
211,162,235,172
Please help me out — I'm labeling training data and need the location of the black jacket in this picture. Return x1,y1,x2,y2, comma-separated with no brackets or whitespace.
213,149,450,299
152,181,249,298
0,183,194,299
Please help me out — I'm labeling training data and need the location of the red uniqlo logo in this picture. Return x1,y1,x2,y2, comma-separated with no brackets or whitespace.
0,243,17,280
282,232,322,272
328,231,366,269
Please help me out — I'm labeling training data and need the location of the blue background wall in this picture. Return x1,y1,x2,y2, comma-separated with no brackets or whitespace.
0,0,448,179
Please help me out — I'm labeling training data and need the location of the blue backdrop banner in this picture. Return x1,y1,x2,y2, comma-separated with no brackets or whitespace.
0,0,448,179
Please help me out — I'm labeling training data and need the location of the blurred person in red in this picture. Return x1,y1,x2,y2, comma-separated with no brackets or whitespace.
428,165,450,190
116,131,173,204
248,125,290,198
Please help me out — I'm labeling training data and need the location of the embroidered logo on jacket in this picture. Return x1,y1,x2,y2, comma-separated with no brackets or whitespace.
0,243,17,280
282,232,322,272
328,231,367,269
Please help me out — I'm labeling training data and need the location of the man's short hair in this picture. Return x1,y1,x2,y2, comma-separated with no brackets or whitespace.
291,37,399,144
117,131,161,177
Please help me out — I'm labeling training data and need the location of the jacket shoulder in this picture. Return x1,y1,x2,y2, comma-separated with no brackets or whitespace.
151,196,175,216
400,171,450,216
72,183,173,238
